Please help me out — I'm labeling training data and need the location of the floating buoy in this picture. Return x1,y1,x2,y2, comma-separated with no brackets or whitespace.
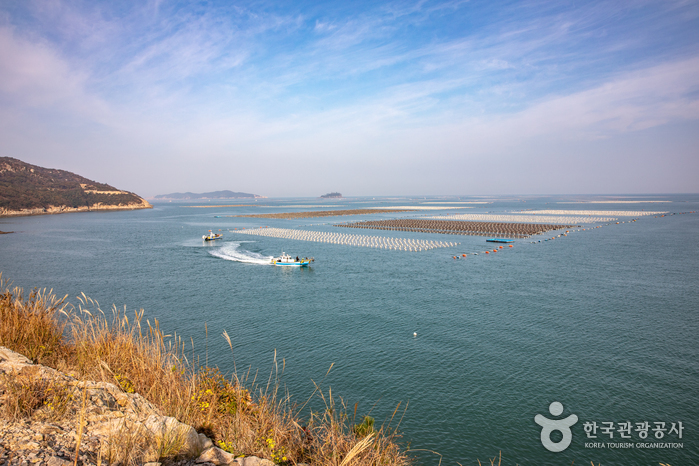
462,254,466,257
509,245,513,247
499,246,503,249
413,332,417,337
485,251,489,254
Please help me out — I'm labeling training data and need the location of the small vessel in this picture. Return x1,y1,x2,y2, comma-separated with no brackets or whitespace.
203,230,223,241
486,238,514,243
271,252,313,267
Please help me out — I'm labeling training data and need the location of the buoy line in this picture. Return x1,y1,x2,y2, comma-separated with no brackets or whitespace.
231,227,458,251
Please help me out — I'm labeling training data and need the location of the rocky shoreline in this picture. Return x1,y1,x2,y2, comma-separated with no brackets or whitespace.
0,347,305,466
0,200,152,218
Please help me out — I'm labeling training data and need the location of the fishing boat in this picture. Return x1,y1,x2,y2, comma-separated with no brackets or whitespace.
486,238,515,243
203,230,223,241
271,252,313,267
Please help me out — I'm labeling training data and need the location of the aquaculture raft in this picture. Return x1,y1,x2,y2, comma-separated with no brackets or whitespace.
336,219,575,238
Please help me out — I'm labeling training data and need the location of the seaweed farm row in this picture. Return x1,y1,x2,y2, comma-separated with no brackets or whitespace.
232,227,457,251
335,219,574,238
521,209,667,216
427,213,616,224
230,208,416,219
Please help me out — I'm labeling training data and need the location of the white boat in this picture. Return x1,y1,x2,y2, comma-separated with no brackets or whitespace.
203,230,223,241
271,252,313,267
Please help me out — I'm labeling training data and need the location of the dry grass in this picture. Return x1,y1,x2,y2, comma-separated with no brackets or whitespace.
0,369,50,420
0,280,70,368
301,383,409,466
0,368,74,422
0,275,411,466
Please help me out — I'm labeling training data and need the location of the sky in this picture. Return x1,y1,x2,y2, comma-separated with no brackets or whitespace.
1,0,698,197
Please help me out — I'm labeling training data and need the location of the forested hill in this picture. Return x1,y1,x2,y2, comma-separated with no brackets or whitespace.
0,157,151,216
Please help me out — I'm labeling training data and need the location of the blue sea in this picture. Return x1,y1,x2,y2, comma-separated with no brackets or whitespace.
1,195,697,465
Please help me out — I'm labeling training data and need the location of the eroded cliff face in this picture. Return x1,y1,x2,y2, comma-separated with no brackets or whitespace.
0,198,152,217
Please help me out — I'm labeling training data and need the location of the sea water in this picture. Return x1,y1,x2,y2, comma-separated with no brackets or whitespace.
1,195,697,465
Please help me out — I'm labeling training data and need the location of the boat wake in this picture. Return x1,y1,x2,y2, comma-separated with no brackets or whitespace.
209,242,272,265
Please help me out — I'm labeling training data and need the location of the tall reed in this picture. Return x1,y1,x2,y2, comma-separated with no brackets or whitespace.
0,275,411,465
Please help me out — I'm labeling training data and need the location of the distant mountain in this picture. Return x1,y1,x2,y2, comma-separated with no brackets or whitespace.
320,192,342,198
154,190,265,200
0,157,151,217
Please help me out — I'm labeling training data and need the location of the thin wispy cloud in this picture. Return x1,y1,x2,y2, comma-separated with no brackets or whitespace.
0,0,697,195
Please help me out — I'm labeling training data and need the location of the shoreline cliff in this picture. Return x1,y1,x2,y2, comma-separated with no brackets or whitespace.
0,199,152,218
0,157,152,218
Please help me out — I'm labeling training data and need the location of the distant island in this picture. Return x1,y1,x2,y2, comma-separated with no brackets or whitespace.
320,192,343,199
0,157,151,217
154,190,265,200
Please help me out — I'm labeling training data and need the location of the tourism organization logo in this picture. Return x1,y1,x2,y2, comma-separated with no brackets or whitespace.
535,401,578,452
534,402,685,452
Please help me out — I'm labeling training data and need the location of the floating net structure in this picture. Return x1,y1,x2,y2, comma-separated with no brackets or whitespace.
515,210,667,217
232,227,457,251
424,213,615,224
230,208,416,219
335,219,575,238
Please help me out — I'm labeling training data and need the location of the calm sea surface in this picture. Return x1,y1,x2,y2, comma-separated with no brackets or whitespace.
1,195,697,465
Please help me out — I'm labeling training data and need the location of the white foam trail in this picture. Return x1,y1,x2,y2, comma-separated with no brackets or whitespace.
209,242,272,265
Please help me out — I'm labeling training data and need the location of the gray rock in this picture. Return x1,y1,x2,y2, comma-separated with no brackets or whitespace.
237,457,274,466
17,441,40,450
0,347,229,465
90,418,126,438
0,346,32,365
39,425,62,435
144,414,201,455
195,446,236,465
46,456,72,466
199,433,214,450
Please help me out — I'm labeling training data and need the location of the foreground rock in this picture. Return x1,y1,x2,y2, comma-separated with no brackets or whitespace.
0,347,300,466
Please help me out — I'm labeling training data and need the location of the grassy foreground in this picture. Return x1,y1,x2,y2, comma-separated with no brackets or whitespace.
0,275,410,466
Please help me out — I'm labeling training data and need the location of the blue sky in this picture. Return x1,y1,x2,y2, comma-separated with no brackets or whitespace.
1,0,698,197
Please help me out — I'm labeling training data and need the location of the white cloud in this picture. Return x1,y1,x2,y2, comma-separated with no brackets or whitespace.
1,1,698,196
0,25,114,126
489,56,699,139
0,26,84,106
